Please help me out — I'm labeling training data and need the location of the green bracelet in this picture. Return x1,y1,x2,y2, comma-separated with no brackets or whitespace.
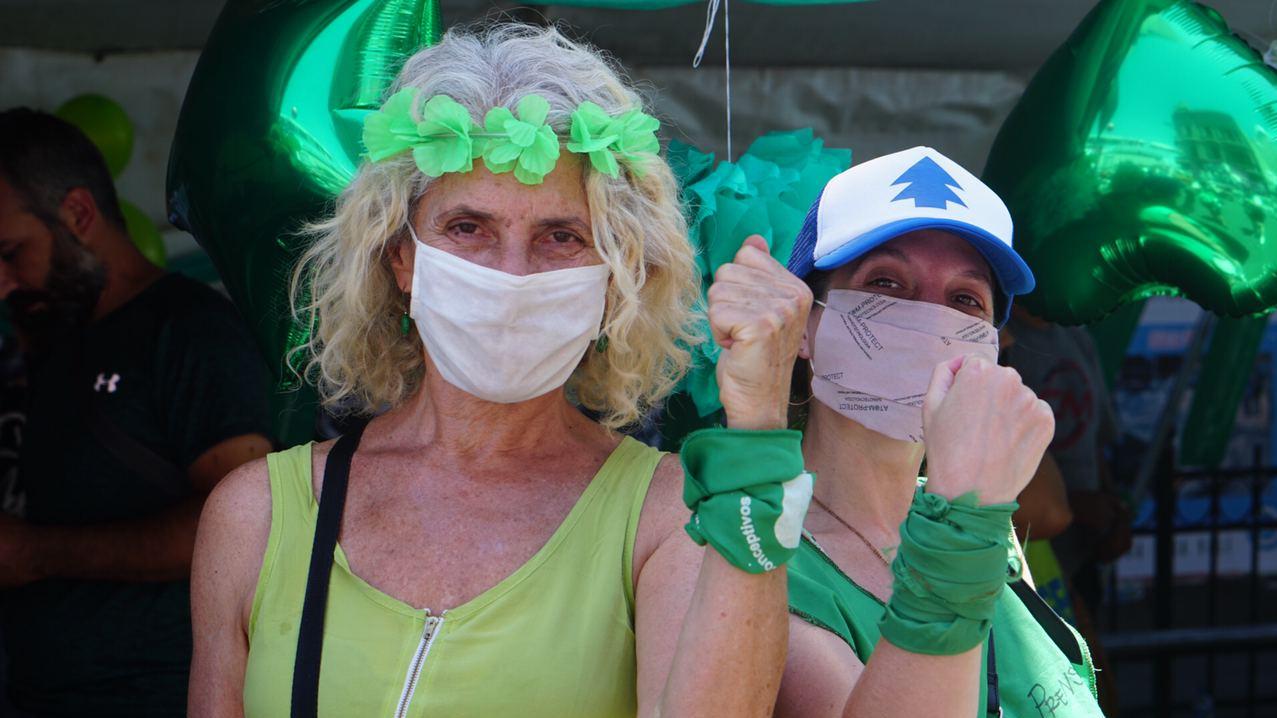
879,487,1019,655
680,427,813,573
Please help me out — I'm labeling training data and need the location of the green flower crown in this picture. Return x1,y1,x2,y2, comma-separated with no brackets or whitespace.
362,88,661,185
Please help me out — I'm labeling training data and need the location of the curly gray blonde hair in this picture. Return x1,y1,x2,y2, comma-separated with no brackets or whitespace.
291,23,701,428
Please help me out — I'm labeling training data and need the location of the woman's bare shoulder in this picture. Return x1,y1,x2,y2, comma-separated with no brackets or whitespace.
637,452,686,535
626,451,687,580
193,454,277,625
201,453,273,539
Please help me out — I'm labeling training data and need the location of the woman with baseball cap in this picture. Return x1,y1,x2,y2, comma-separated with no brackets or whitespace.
774,147,1105,716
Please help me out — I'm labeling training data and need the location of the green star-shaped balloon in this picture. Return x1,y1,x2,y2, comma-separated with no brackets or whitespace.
984,0,1277,325
167,0,442,445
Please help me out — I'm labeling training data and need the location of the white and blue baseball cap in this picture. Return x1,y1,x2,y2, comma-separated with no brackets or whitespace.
787,146,1034,325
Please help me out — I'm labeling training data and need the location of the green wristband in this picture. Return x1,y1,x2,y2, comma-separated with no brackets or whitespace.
680,427,813,573
879,487,1019,655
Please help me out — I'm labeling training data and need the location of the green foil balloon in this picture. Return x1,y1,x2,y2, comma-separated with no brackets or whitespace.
1086,299,1145,389
984,0,1277,325
1178,315,1267,468
167,0,441,445
56,94,134,178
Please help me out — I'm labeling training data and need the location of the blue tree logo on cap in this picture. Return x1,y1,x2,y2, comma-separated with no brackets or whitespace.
891,156,966,210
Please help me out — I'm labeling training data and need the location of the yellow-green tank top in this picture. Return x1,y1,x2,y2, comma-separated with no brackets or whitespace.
243,437,662,717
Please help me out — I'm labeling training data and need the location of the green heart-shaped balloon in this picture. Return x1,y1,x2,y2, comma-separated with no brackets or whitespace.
167,0,441,444
984,0,1277,325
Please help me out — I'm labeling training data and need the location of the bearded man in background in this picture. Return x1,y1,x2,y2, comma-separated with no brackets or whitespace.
0,108,273,718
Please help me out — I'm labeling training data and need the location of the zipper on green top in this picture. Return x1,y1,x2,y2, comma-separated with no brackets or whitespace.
393,610,444,718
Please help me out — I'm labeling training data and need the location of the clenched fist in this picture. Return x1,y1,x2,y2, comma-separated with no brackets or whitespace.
707,235,813,431
922,355,1055,505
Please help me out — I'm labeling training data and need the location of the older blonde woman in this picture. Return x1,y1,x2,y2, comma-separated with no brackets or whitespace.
188,24,813,718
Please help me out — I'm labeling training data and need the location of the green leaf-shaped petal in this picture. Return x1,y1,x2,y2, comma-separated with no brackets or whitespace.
531,125,561,160
504,118,538,148
362,88,422,161
571,132,615,154
485,138,524,166
513,125,561,184
614,110,661,176
483,155,516,175
476,97,564,184
515,94,551,127
615,110,661,157
587,149,621,178
418,95,475,137
563,104,661,179
395,94,480,176
412,138,473,177
566,102,618,154
513,163,546,185
483,106,517,135
481,106,526,171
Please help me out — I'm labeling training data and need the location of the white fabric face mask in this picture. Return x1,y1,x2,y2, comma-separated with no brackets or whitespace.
809,288,999,442
407,226,611,403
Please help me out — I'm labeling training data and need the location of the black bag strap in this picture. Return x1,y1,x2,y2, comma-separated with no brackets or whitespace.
291,422,367,718
1009,578,1085,665
986,629,1001,716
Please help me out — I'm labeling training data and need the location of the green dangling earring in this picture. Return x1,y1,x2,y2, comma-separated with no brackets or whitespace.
400,311,411,336
594,334,609,353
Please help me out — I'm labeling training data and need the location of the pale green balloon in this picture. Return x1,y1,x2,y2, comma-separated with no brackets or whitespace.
56,94,134,178
119,200,166,269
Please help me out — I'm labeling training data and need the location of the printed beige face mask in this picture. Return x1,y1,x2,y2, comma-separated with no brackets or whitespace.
809,289,999,442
